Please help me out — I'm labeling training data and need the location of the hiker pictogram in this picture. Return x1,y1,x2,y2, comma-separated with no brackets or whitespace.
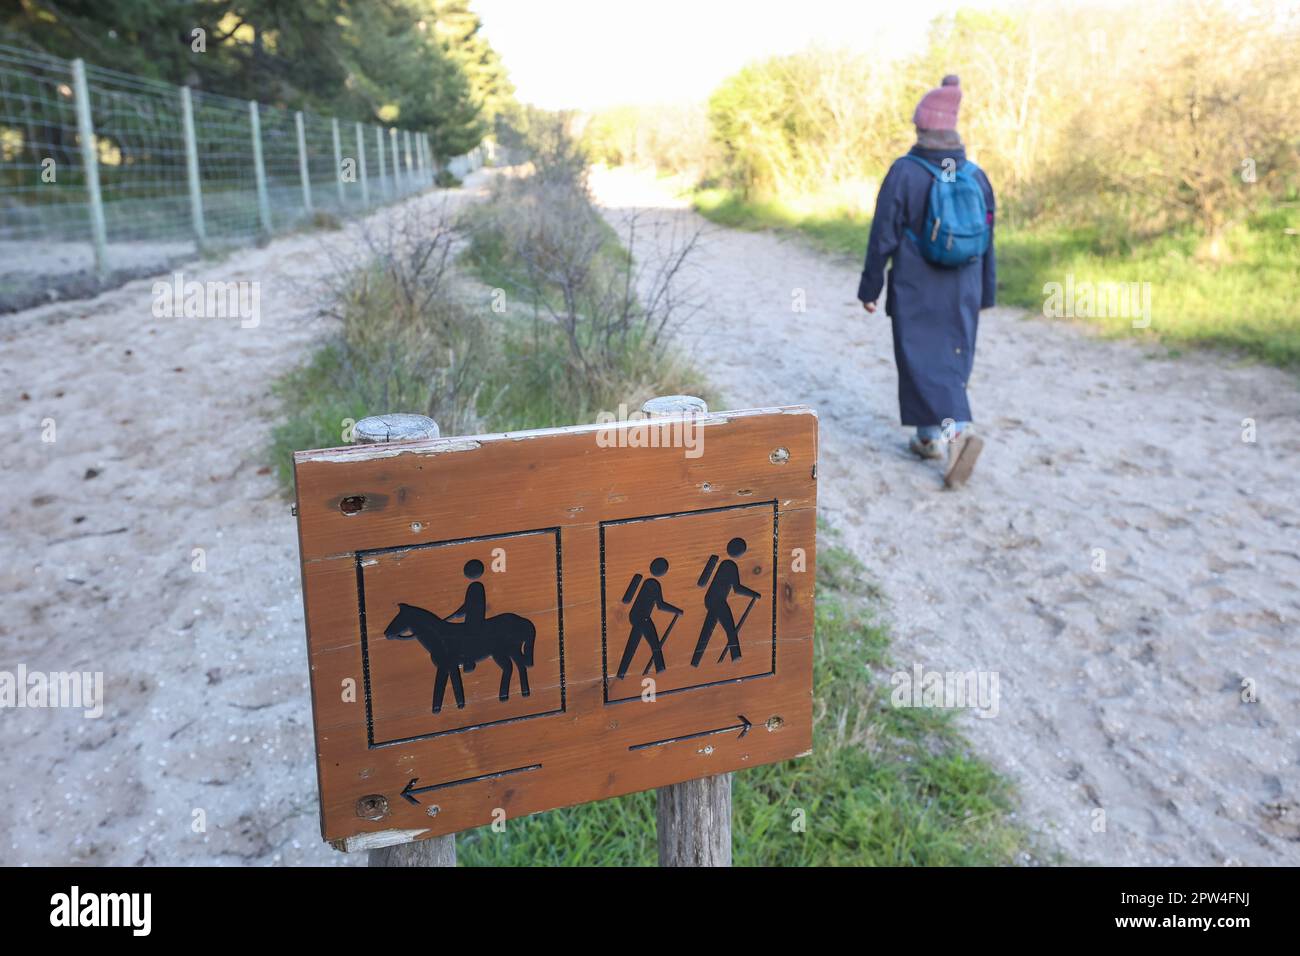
615,557,684,679
690,537,761,666
383,558,537,712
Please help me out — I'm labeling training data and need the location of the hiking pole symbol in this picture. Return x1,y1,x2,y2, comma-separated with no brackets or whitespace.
716,592,759,663
641,608,682,677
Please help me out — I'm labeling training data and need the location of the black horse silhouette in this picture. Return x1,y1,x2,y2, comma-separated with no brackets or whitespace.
384,603,536,713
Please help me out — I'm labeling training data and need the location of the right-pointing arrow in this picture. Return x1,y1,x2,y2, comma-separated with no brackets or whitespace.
628,715,754,751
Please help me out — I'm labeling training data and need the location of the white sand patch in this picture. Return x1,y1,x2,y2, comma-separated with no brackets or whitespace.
0,172,491,866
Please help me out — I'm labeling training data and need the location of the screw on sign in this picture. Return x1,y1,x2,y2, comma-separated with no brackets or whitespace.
289,400,817,866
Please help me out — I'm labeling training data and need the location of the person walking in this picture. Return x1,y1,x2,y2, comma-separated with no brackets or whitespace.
857,74,996,488
690,537,761,667
616,557,682,680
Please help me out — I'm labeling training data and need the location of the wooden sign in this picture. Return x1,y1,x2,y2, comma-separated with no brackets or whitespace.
291,405,817,849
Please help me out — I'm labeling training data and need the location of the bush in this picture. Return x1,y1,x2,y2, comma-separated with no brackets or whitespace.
583,103,719,180
273,134,711,485
270,200,488,486
703,1,1300,239
461,143,710,423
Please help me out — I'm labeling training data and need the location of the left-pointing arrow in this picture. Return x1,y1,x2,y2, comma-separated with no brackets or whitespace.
398,764,543,807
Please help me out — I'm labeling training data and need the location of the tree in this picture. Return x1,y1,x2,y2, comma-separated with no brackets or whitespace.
3,0,497,151
424,0,516,126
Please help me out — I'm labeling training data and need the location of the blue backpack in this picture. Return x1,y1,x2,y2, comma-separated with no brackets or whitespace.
899,155,990,268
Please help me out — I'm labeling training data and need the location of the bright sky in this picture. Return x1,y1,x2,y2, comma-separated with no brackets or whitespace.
473,0,978,110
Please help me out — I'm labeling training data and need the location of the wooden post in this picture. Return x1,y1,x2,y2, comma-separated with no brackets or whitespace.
69,58,108,276
295,111,312,214
375,126,388,199
249,101,273,235
352,412,456,867
368,837,457,868
179,87,206,248
355,122,369,208
641,395,733,868
657,773,732,867
353,413,440,445
331,116,345,209
389,128,401,194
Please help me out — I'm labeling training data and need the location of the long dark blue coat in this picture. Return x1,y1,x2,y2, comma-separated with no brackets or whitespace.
858,146,996,427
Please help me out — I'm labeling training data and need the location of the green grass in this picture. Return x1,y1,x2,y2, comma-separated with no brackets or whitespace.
693,186,872,257
268,343,375,491
457,538,1033,866
996,213,1300,367
693,186,1300,368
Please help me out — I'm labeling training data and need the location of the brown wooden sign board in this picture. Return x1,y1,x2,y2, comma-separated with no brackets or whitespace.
291,405,817,850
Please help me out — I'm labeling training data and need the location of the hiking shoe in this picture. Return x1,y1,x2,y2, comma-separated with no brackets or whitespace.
944,430,984,488
908,435,944,460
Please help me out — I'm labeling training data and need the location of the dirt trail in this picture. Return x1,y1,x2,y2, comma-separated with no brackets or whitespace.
590,166,1300,866
3,163,1297,867
0,173,490,865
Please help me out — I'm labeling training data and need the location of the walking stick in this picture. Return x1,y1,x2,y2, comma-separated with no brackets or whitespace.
717,593,759,664
642,609,682,676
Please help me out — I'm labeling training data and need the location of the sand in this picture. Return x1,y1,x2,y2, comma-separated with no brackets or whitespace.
0,174,490,866
589,165,1300,866
2,162,1296,866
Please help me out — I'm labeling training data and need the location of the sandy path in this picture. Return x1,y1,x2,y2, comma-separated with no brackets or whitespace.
590,166,1300,866
0,173,489,865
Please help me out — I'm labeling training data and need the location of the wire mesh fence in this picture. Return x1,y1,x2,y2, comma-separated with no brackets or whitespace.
0,42,486,312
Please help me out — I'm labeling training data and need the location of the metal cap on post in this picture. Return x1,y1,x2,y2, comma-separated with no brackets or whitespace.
353,411,453,868
642,395,733,868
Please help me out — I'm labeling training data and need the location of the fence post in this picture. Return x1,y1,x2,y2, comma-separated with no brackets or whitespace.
403,130,414,185
376,126,388,199
355,122,369,208
348,412,456,869
331,116,345,209
642,394,733,868
295,111,313,214
389,128,401,195
70,58,108,276
414,132,425,185
249,101,273,235
178,87,206,248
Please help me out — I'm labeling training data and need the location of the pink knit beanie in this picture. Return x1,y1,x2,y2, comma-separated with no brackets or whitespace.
913,75,962,131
